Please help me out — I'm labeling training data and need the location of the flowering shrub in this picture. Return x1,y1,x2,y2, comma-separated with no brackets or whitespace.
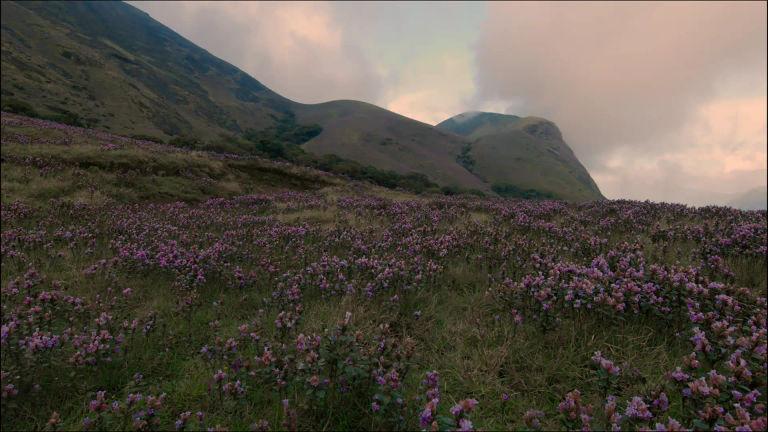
1,114,766,430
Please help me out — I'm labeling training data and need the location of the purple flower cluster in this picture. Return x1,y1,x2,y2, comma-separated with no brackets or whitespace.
1,142,765,430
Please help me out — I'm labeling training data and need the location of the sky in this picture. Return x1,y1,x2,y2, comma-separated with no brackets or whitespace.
130,1,767,207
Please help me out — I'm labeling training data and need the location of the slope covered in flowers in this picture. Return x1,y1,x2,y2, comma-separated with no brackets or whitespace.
2,112,767,431
2,187,766,430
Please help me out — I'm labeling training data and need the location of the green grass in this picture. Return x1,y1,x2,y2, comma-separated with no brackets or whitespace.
0,65,763,432
0,128,338,206
4,196,752,431
436,113,604,202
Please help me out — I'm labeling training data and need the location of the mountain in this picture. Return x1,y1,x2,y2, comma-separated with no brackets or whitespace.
437,112,604,201
2,1,600,199
294,101,487,190
728,186,767,210
1,1,292,139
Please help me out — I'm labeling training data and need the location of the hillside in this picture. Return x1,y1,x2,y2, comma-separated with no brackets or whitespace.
728,186,768,210
1,1,487,192
2,0,602,199
0,111,346,204
295,101,487,190
2,138,766,430
0,1,292,139
437,112,604,201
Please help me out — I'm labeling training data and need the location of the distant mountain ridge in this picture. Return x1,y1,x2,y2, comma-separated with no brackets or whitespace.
1,0,603,201
728,186,768,210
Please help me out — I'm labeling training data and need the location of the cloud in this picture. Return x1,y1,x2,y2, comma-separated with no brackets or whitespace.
130,1,484,124
131,1,766,206
474,1,767,204
591,95,767,205
130,1,381,103
382,52,477,125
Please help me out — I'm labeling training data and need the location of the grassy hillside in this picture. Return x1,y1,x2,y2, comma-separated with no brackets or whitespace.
2,163,765,430
437,112,604,201
296,101,488,191
0,1,486,192
0,112,345,205
0,1,294,140
2,1,603,200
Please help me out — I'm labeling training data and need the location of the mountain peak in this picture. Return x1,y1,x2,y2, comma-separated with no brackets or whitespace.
446,111,520,122
436,111,603,201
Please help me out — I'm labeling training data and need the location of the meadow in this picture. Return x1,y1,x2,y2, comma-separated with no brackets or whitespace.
1,113,766,431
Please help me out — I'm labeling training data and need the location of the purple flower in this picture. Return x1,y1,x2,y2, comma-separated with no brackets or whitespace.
419,408,433,428
213,369,227,383
82,417,94,430
625,397,653,421
523,409,545,430
651,392,669,412
458,418,474,431
669,367,689,382
592,351,621,375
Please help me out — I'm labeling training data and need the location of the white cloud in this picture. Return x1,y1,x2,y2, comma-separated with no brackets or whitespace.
592,96,767,205
474,1,767,204
383,52,477,124
131,1,382,103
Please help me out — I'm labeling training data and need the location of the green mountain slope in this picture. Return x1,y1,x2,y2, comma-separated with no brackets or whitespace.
1,1,291,139
0,112,341,205
437,112,604,201
295,101,487,190
1,0,487,191
2,1,601,199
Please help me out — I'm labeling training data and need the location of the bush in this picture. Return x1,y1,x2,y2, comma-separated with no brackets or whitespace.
243,114,323,147
491,182,555,200
465,189,486,197
130,134,165,144
456,144,475,172
440,185,461,196
2,100,97,127
253,138,287,159
1,98,38,117
169,135,204,149
49,111,88,127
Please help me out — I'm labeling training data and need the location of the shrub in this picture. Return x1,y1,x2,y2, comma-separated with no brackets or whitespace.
456,144,475,172
129,134,165,144
491,182,555,200
169,135,204,150
1,98,38,117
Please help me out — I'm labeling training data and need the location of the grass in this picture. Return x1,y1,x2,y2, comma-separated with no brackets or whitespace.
1,114,765,431
0,120,340,206
2,197,739,431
